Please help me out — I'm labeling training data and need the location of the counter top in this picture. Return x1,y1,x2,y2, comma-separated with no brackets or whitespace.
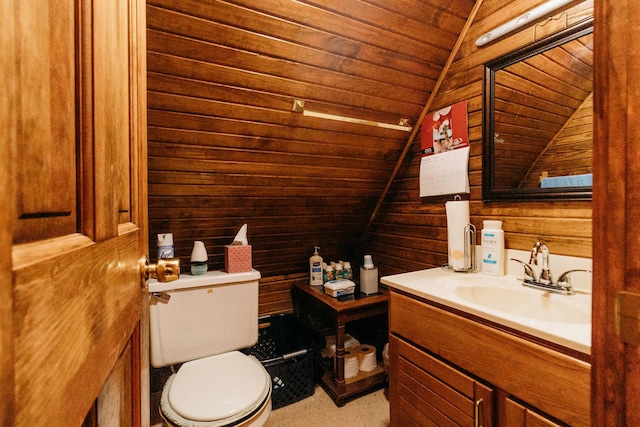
381,267,591,355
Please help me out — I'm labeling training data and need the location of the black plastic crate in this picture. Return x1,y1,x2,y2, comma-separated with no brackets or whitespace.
241,314,325,409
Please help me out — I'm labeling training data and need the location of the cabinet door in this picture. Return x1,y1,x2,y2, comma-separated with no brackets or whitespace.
391,335,495,426
504,397,565,427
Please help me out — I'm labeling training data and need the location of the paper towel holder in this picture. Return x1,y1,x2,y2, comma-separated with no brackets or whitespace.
443,223,478,273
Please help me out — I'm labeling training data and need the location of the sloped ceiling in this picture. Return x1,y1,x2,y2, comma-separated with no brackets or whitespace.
147,0,477,275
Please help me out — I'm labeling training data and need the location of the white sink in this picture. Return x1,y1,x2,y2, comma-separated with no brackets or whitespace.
453,285,590,324
381,264,592,354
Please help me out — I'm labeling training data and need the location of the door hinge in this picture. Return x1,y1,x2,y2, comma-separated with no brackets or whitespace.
616,291,640,345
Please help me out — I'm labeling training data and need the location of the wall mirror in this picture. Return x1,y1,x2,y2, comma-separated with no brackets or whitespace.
482,19,593,202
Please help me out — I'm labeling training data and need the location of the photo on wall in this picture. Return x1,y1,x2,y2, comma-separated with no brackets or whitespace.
421,100,469,156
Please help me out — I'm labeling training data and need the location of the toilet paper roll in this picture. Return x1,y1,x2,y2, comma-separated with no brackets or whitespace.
357,345,377,372
344,350,360,378
445,199,470,270
321,334,360,359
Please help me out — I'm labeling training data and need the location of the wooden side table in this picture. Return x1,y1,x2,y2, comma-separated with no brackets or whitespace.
292,281,389,406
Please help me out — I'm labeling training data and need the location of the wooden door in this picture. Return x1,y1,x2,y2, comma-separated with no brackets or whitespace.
1,0,148,425
593,0,640,425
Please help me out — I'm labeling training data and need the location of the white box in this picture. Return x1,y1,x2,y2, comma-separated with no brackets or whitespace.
323,279,355,297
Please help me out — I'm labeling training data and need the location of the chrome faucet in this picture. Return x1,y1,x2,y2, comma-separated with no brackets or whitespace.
510,241,590,295
529,241,552,285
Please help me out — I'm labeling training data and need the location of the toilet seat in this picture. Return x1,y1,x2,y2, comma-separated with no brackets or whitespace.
160,351,272,427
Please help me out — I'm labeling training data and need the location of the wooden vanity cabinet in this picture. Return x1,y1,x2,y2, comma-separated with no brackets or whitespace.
391,336,495,426
389,291,591,426
504,398,563,427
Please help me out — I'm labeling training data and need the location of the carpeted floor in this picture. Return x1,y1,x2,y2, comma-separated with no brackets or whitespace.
265,386,390,427
151,385,390,427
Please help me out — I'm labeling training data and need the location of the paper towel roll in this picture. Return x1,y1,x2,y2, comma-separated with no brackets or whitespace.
357,345,377,372
446,200,470,270
344,350,360,378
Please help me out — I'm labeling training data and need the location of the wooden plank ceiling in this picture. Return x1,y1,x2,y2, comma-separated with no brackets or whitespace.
146,0,477,277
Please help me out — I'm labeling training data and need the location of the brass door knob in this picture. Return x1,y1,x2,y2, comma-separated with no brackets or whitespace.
140,256,180,283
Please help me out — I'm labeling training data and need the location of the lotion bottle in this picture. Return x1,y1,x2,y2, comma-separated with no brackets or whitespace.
481,220,505,276
309,246,324,285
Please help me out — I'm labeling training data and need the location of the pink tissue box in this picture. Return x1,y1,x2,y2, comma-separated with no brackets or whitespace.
224,245,252,273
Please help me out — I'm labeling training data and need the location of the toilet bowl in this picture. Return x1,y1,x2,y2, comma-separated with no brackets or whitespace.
159,352,272,427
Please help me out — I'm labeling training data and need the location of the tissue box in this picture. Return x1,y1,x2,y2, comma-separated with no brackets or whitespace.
224,244,252,273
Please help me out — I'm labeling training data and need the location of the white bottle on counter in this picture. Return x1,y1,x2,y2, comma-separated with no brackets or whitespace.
309,246,324,285
481,220,505,276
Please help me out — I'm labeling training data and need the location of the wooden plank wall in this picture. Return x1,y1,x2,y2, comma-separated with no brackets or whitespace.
146,0,477,315
147,0,595,314
369,0,594,278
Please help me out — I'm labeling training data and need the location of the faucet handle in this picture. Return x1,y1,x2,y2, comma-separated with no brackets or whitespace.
557,269,592,286
509,258,536,282
529,241,542,265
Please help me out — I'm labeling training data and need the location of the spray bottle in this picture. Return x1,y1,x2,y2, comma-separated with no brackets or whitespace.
309,246,324,285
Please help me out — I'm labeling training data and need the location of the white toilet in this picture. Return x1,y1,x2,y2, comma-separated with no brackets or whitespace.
149,269,271,427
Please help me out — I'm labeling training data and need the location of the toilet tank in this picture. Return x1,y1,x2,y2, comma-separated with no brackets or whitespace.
148,269,261,367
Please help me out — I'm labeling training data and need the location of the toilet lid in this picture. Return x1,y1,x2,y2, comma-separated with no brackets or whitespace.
168,351,270,422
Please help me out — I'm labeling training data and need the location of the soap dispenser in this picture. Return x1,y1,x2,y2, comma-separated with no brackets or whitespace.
309,246,323,285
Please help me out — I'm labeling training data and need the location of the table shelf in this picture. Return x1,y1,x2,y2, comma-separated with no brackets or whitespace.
292,282,389,406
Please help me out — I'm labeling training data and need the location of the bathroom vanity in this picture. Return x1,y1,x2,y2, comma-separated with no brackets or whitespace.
382,266,591,427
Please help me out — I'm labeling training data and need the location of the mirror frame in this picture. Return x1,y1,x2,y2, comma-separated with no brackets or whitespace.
482,18,594,202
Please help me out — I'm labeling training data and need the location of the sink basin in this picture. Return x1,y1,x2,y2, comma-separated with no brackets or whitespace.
454,285,590,324
381,261,593,354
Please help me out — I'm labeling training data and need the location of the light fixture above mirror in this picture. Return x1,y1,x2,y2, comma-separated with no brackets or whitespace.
476,0,575,46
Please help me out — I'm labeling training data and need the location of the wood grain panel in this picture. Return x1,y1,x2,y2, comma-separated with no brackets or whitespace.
146,5,433,94
592,0,640,425
390,292,591,426
98,340,134,427
13,232,142,425
9,0,147,425
146,0,478,293
94,0,132,232
396,337,496,427
257,274,305,316
505,398,564,427
0,1,16,423
369,1,593,279
14,0,77,243
145,0,594,320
